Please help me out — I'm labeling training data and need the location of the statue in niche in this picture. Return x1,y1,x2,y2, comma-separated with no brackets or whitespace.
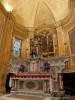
30,48,38,58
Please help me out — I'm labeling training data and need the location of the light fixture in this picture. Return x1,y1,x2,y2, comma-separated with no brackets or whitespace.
4,3,13,12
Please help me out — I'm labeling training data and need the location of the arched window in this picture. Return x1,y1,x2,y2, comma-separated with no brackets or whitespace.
12,37,22,57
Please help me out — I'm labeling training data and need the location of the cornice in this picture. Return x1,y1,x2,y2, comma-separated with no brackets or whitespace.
34,24,57,35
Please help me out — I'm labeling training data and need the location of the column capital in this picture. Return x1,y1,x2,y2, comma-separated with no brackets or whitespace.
55,21,62,29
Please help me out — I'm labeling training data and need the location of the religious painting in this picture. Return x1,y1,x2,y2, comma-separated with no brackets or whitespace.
30,30,54,57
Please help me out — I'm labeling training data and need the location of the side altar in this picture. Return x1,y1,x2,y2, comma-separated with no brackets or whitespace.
9,56,70,94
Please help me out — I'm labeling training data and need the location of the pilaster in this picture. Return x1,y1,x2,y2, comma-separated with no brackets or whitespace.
0,13,14,92
56,25,66,56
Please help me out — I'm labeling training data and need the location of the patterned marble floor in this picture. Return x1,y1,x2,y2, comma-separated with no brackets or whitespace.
0,93,43,100
0,93,75,100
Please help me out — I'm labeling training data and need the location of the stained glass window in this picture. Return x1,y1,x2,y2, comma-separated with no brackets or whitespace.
12,37,22,57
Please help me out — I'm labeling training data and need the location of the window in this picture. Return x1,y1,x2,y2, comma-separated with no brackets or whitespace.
12,37,22,57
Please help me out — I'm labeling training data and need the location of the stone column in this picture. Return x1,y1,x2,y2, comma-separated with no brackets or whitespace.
43,80,47,93
49,77,54,92
58,73,63,90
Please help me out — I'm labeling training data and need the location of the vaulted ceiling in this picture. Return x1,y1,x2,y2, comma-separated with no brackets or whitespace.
1,0,70,28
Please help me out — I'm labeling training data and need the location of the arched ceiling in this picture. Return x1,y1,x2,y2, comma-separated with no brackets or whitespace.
34,1,55,27
1,0,70,28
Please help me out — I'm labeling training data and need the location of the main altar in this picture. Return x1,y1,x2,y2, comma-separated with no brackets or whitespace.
9,56,69,95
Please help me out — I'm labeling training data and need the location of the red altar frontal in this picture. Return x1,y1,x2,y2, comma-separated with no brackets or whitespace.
10,56,69,94
13,74,50,79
